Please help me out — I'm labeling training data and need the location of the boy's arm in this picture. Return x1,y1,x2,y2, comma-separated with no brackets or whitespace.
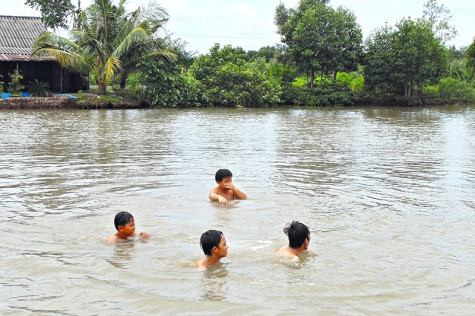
209,188,228,205
232,186,247,200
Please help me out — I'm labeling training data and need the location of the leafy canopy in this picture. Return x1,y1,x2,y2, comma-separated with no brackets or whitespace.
25,0,76,29
275,0,362,87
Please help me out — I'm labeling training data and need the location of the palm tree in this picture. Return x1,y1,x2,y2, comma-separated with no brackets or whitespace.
33,0,175,95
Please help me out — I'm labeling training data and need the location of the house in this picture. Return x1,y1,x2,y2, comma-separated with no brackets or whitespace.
0,15,88,93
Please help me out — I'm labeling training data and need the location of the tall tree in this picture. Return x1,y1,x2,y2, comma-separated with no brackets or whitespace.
466,37,475,79
25,0,79,29
32,0,174,95
364,18,447,105
275,0,362,87
422,0,457,44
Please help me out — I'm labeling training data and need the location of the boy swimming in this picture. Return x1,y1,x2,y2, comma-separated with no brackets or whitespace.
105,211,149,243
196,230,229,268
276,221,310,260
209,169,247,205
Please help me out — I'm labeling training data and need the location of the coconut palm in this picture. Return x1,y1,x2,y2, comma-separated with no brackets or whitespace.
33,0,175,95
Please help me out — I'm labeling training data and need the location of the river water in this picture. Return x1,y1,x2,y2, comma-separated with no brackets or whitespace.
1,107,474,315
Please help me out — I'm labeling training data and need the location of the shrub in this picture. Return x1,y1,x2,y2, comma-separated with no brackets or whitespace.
292,84,358,106
27,79,51,97
336,72,364,92
98,95,121,103
437,77,475,101
9,70,25,93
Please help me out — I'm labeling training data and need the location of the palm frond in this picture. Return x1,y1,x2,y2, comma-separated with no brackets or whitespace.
139,0,168,22
111,26,148,59
101,57,122,84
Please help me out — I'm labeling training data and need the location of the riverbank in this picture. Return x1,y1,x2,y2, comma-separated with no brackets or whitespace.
0,95,149,110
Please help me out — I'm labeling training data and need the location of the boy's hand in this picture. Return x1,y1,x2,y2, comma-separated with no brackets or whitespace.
224,183,235,190
218,196,228,205
139,232,149,240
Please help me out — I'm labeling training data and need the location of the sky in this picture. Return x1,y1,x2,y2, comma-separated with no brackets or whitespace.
2,0,474,55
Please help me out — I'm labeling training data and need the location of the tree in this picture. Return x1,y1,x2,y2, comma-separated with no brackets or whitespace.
139,39,204,107
363,24,399,97
422,0,457,44
32,0,173,95
25,0,77,29
191,44,281,107
466,37,475,79
275,0,362,87
364,18,447,105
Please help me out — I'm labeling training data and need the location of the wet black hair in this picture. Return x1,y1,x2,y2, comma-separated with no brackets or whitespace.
200,230,224,256
284,221,310,249
114,211,134,230
215,169,233,182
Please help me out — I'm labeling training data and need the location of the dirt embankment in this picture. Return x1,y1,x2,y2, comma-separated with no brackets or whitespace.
0,96,149,110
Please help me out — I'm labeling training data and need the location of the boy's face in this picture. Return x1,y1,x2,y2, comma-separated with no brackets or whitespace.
118,218,136,237
213,235,228,258
217,177,232,190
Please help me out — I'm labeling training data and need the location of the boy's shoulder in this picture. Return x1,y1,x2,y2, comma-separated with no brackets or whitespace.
210,186,220,193
104,233,118,243
276,246,297,258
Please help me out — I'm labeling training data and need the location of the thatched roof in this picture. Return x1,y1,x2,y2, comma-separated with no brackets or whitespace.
0,15,53,61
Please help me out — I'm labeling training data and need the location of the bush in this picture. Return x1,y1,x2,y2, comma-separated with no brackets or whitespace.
292,84,358,106
9,70,25,93
126,73,141,89
437,77,475,101
27,79,51,97
114,87,142,101
191,46,281,107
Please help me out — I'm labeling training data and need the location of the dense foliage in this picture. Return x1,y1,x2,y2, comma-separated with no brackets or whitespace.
364,18,448,105
29,0,474,106
275,0,362,87
190,45,281,107
139,42,205,107
25,0,76,29
466,38,475,78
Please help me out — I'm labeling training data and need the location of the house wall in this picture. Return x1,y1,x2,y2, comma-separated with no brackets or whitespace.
0,61,88,93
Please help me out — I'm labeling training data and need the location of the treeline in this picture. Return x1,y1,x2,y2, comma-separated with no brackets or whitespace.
130,0,475,107
29,0,475,107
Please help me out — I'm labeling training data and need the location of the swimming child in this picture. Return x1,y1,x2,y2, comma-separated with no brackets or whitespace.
105,211,149,243
209,169,247,205
276,221,310,260
196,230,229,268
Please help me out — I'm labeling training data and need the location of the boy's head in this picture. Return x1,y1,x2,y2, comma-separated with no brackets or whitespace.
200,230,228,258
114,211,135,237
284,221,310,250
215,169,232,183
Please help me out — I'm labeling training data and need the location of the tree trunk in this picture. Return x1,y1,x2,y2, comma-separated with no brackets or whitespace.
99,82,107,95
310,69,315,89
120,72,128,89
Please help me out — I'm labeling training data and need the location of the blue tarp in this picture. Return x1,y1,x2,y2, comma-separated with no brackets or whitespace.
53,93,77,99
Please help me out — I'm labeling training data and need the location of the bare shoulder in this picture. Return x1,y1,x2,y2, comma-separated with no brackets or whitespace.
276,246,295,258
196,259,206,269
104,234,118,243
